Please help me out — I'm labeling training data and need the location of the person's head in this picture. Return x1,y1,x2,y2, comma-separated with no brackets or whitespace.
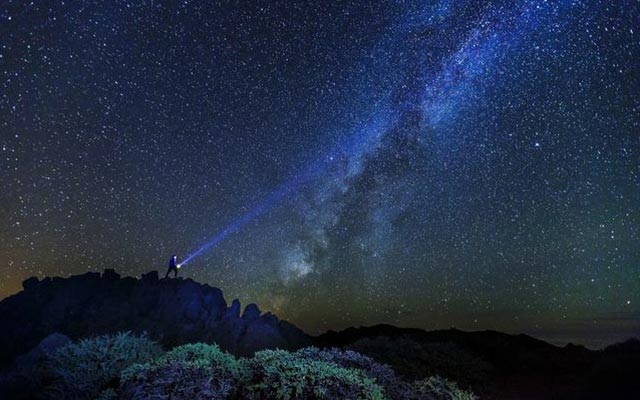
172,254,177,260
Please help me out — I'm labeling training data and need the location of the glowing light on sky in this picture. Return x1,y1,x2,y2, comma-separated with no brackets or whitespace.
1,0,638,348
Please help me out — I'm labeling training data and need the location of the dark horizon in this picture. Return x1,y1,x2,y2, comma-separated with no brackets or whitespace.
3,268,638,351
2,0,638,353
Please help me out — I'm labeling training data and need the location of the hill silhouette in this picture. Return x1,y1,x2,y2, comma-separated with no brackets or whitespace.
315,325,640,399
0,269,309,366
1,271,638,399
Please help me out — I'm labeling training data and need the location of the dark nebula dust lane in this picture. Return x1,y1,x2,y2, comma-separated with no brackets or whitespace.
1,0,638,348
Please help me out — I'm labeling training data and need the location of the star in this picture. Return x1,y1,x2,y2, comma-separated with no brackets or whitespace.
0,0,637,348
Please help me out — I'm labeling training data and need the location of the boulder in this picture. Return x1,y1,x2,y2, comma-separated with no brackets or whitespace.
21,277,38,291
0,333,72,400
225,299,241,319
141,270,159,282
14,333,71,371
242,303,261,321
102,268,120,280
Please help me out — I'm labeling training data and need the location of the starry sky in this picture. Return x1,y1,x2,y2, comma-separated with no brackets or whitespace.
1,0,638,348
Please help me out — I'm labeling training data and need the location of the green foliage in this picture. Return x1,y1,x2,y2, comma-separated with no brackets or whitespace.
120,342,246,399
242,349,386,400
95,388,118,400
29,331,475,400
42,332,163,400
413,376,477,400
136,342,244,377
293,347,410,400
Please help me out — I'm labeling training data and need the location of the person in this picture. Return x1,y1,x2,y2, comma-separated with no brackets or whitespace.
165,254,180,278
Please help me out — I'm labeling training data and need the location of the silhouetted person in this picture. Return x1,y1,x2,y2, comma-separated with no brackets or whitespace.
165,254,179,278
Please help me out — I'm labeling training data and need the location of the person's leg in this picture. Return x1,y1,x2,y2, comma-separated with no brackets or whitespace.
165,268,170,279
173,267,178,278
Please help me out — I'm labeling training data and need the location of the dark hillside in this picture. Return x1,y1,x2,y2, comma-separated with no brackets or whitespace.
315,325,639,399
0,269,310,367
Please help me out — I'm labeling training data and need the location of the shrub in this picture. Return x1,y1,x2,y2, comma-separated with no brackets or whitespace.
413,376,477,400
42,332,163,400
35,334,474,400
242,349,386,400
95,388,118,400
142,342,244,376
294,347,411,399
120,343,245,399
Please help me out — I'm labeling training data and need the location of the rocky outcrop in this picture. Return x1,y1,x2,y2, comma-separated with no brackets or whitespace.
0,333,72,399
14,333,72,371
0,270,310,366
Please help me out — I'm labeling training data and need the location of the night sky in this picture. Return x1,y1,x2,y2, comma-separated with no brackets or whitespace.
1,0,638,348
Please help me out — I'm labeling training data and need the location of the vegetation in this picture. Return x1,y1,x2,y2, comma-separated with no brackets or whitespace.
292,347,411,399
413,376,478,400
121,343,245,399
30,333,477,400
40,332,162,400
243,349,385,400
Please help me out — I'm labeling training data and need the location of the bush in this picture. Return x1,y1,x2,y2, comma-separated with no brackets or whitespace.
140,342,244,376
294,347,411,399
242,349,386,400
413,376,477,400
120,343,245,399
29,333,474,400
42,332,163,400
95,388,118,400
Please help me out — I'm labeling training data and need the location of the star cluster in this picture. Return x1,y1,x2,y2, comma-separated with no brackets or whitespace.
1,0,638,348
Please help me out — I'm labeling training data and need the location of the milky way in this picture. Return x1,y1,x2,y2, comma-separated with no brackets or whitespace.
1,0,638,348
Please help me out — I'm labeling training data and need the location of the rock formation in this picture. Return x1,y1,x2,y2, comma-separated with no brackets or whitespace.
0,269,310,366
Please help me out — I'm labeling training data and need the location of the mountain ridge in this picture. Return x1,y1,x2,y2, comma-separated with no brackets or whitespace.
0,269,310,367
313,323,639,399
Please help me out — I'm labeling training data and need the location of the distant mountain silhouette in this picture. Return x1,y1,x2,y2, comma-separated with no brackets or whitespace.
0,269,310,367
315,324,640,399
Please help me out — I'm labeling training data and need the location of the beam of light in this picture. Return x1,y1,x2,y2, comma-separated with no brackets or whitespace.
179,112,396,267
180,0,578,268
179,162,321,267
